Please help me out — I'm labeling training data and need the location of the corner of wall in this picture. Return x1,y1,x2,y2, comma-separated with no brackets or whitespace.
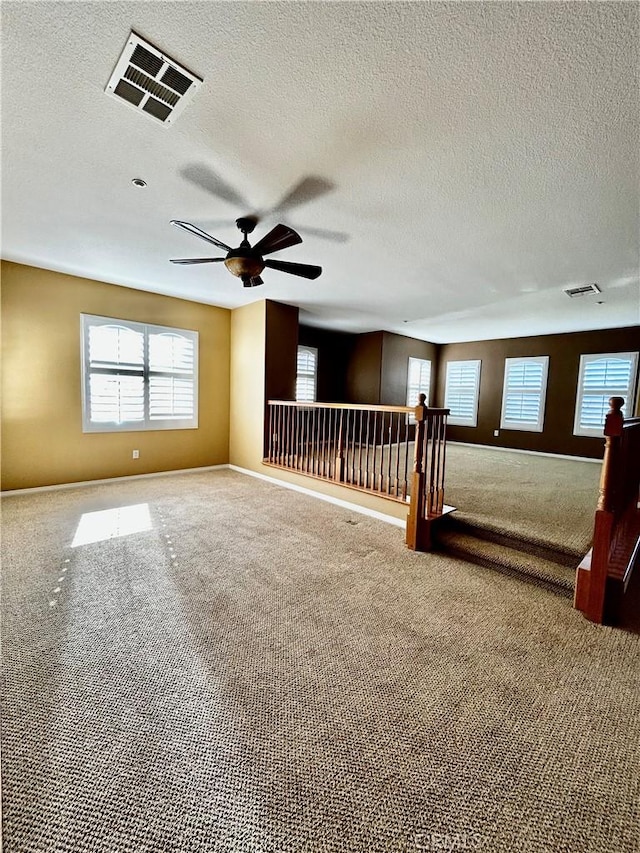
229,300,267,471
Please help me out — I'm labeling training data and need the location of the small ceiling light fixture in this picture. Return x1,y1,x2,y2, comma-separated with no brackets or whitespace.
131,178,147,188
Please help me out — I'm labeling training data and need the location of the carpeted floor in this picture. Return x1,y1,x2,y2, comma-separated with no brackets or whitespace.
2,468,638,853
337,441,599,559
444,444,601,558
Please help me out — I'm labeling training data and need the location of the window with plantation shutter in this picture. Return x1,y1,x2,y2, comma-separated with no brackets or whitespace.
444,360,481,426
406,357,431,407
500,356,549,432
573,352,638,437
406,357,431,423
296,346,318,402
81,314,198,432
148,331,196,421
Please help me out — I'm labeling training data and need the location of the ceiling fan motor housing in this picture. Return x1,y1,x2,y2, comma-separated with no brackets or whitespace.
223,245,265,279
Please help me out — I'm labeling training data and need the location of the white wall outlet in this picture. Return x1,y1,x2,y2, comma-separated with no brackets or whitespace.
132,449,140,459
493,430,499,437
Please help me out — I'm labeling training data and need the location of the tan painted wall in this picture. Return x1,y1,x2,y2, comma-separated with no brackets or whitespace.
229,300,266,471
3,265,409,523
229,298,408,522
1,261,230,490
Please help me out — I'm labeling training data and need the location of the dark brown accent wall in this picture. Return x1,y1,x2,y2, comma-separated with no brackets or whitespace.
436,326,640,459
264,301,299,455
265,301,299,402
294,316,639,459
299,325,440,406
298,325,356,402
381,332,438,406
345,332,384,404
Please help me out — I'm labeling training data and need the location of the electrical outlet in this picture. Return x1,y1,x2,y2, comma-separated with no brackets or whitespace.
493,430,499,437
132,449,139,459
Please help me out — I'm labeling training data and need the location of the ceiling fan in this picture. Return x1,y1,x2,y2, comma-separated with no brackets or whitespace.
170,217,322,287
179,165,349,243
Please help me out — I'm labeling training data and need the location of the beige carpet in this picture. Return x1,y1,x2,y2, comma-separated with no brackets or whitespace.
2,469,638,853
336,441,599,558
444,444,601,558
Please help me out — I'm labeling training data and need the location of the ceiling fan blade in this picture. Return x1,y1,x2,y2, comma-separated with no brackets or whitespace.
180,164,248,208
252,224,302,256
264,259,322,280
171,220,232,252
290,223,349,243
170,257,226,265
274,176,335,214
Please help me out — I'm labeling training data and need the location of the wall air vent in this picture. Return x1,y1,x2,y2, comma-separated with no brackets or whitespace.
563,283,601,298
105,32,202,126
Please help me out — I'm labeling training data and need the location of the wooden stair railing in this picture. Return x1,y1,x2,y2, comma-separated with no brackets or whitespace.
264,396,453,551
574,397,640,624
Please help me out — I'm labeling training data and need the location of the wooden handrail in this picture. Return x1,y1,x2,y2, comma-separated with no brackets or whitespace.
264,394,453,550
268,399,450,415
575,397,640,624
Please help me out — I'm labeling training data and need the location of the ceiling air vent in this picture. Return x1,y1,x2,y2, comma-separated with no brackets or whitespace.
105,32,202,126
563,283,601,298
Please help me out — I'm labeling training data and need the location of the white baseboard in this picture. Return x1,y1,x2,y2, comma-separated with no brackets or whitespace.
0,465,230,497
228,464,406,529
448,441,602,464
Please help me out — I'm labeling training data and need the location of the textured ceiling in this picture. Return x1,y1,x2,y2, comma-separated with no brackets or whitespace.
1,1,638,342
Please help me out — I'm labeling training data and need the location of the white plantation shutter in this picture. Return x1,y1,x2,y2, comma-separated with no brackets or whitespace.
444,360,481,426
149,376,195,420
86,324,145,424
81,315,198,432
406,357,431,406
148,331,197,421
89,323,144,369
574,352,638,436
296,346,318,402
500,356,549,432
89,373,145,424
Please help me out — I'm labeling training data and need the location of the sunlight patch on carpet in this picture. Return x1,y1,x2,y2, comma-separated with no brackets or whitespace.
71,503,152,547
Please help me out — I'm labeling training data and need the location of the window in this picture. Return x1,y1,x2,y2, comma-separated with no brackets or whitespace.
573,352,639,437
500,356,549,432
406,357,431,407
444,360,481,426
296,346,318,402
81,314,198,432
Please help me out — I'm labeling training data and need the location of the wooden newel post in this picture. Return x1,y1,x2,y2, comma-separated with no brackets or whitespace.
597,397,624,512
582,397,625,623
406,394,429,550
334,409,345,482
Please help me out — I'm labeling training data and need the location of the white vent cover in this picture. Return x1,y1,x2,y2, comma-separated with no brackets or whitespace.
105,32,202,125
563,283,601,298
